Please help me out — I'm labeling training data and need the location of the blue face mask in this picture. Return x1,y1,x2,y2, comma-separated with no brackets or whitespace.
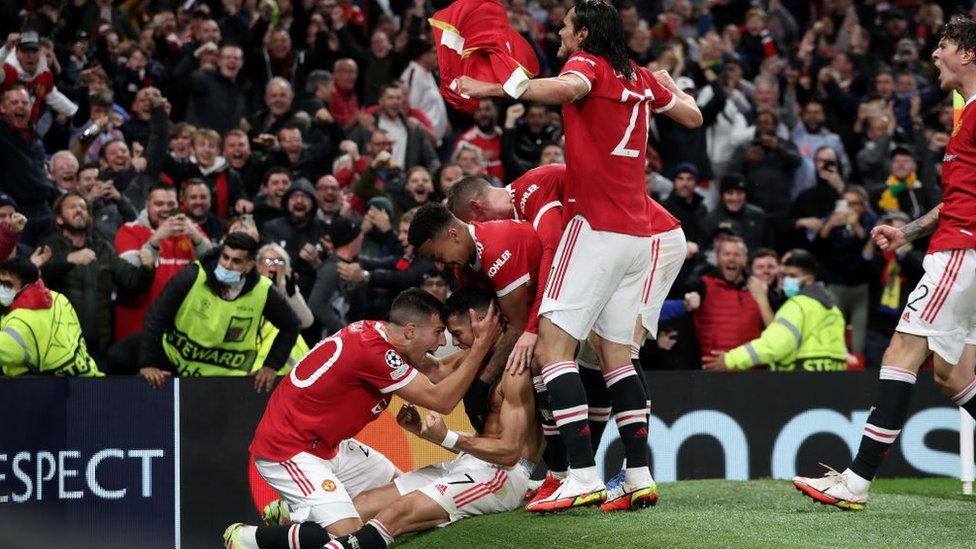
214,265,243,285
783,276,802,298
0,285,16,307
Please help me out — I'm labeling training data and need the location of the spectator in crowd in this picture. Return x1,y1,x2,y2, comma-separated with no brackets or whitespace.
392,166,434,212
189,128,252,220
40,192,154,357
113,182,212,342
0,256,102,376
862,211,925,369
180,178,225,244
335,207,433,318
433,162,464,200
539,143,565,165
245,26,310,109
732,109,803,218
329,58,362,130
0,194,27,262
812,186,876,355
77,163,137,242
309,215,366,335
749,247,786,315
268,123,331,183
654,73,724,180
501,103,561,180
701,173,774,253
350,82,438,171
263,178,329,298
455,99,504,182
253,167,291,229
684,236,767,368
792,100,850,197
176,42,249,135
137,233,300,390
0,32,78,125
48,150,80,193
314,174,349,225
703,249,847,372
401,39,447,144
223,129,263,197
337,28,401,108
791,146,847,240
121,86,167,148
854,102,897,189
872,146,941,220
256,243,314,330
162,121,198,187
245,77,305,140
661,163,708,247
0,86,56,246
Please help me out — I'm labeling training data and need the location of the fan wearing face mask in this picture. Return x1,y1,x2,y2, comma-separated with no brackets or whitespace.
702,248,848,372
0,256,102,376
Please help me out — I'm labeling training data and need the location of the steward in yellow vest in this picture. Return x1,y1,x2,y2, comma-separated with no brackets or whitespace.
138,233,300,390
703,249,848,372
0,257,102,376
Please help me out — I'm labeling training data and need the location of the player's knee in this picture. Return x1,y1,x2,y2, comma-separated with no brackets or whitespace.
325,517,362,537
882,333,927,371
374,495,416,536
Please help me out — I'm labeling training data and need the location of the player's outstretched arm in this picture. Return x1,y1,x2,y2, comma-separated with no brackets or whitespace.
395,305,502,414
454,74,589,105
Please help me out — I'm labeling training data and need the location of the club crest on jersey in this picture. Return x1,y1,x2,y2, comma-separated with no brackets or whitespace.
487,250,512,278
386,350,409,380
322,480,336,492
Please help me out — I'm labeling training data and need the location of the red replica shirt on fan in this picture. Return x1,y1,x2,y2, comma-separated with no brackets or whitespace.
249,321,418,462
929,96,976,253
559,52,680,237
456,125,505,181
466,220,543,332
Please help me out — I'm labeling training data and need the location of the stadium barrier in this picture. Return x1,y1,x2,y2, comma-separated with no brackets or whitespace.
1,373,973,548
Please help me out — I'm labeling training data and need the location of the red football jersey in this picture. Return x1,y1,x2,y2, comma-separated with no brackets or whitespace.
559,52,680,237
930,96,976,253
456,125,505,181
249,320,418,462
508,163,565,228
469,220,542,298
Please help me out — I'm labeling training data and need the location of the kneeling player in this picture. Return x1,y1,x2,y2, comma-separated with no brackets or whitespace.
328,289,544,549
224,289,501,549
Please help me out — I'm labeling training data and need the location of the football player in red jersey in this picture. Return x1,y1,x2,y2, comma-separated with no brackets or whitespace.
330,289,544,549
223,289,501,549
456,0,701,512
794,15,976,511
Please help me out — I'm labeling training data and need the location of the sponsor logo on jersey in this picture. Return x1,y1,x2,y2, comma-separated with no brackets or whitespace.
487,250,512,278
322,480,336,492
519,184,538,215
566,55,595,67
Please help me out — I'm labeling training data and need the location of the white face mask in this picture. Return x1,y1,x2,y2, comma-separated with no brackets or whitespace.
0,285,17,307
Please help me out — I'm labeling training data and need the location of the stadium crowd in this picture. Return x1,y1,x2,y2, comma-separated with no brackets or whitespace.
0,0,967,381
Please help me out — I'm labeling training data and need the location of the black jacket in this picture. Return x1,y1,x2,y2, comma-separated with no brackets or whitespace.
139,249,300,371
0,122,55,243
662,192,708,245
175,61,251,135
263,214,329,298
701,204,774,253
501,122,562,181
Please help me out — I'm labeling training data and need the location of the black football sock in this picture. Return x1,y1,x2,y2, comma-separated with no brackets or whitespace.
952,377,976,418
255,523,328,549
579,359,611,452
849,366,917,482
534,375,567,475
541,360,595,470
604,364,649,471
330,521,393,549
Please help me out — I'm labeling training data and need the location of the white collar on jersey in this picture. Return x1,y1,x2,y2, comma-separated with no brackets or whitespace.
967,93,976,106
504,185,521,222
466,223,482,270
373,322,390,342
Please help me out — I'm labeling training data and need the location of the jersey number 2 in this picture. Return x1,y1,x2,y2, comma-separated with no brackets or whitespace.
611,88,653,158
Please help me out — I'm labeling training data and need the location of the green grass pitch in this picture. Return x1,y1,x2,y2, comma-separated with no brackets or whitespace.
395,478,976,548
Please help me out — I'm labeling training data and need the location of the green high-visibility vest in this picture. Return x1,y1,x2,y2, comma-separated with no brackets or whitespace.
254,317,310,375
0,291,102,377
726,293,848,372
162,263,271,376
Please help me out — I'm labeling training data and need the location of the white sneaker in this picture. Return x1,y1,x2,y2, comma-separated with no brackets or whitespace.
524,474,606,513
793,464,869,511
